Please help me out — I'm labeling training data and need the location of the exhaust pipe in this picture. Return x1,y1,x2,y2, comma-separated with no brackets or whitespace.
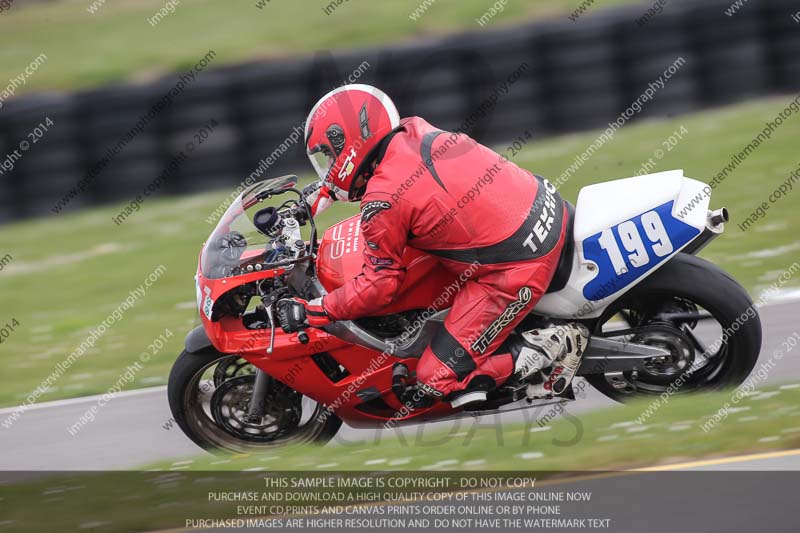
709,207,729,227
683,207,729,255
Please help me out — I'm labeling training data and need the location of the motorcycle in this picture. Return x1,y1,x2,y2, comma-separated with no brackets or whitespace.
168,171,761,452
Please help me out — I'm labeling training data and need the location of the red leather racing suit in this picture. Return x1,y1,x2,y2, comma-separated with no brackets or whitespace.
323,117,568,398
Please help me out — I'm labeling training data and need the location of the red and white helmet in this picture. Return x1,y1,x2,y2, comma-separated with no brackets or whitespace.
304,84,400,201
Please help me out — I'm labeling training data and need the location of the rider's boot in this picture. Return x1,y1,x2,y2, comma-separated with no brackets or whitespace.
512,324,590,398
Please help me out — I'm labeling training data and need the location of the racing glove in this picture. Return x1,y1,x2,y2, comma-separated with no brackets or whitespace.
277,297,331,332
302,181,335,217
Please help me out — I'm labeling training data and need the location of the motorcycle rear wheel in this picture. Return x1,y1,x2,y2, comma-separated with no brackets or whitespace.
168,348,342,453
586,253,762,402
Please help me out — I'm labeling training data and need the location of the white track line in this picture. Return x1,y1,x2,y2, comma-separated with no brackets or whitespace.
0,386,166,416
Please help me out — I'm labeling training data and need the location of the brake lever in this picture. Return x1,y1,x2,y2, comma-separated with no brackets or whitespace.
261,290,285,355
264,303,276,354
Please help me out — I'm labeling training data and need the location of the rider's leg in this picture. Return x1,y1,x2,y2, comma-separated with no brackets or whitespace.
416,260,557,406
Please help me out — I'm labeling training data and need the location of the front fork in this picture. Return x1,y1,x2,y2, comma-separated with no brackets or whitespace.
246,295,313,421
246,369,271,420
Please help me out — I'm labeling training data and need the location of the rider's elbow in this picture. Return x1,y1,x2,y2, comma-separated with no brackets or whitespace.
372,269,405,308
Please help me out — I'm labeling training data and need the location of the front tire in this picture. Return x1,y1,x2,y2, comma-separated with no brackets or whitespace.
168,348,342,453
586,253,762,402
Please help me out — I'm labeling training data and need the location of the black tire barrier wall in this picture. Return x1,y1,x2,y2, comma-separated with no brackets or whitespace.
0,0,798,223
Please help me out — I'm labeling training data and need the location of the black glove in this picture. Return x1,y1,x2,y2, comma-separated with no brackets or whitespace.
276,298,307,333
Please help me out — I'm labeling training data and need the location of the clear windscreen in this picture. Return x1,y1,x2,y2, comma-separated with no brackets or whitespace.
200,176,305,279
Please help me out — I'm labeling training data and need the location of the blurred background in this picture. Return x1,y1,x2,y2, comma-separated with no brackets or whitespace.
1,0,798,220
0,0,799,476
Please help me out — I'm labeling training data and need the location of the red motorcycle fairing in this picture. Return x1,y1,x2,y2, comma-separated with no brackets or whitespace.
195,225,459,428
248,343,454,429
317,215,460,315
201,317,454,427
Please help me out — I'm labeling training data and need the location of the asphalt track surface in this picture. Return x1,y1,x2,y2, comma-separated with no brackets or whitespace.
1,300,798,471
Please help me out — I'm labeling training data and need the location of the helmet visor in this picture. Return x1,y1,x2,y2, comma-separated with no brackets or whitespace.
308,145,335,181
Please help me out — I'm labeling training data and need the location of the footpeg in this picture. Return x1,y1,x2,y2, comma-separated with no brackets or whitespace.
391,363,435,409
392,364,409,399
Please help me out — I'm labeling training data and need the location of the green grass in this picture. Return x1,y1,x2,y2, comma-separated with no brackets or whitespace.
0,95,797,409
2,382,800,532
0,0,643,94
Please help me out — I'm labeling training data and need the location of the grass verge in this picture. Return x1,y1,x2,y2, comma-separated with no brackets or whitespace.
0,0,642,94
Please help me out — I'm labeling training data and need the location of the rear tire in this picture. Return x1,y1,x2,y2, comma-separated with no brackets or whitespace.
168,348,342,453
586,253,762,402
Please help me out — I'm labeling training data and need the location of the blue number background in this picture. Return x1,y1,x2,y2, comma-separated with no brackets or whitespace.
581,201,701,301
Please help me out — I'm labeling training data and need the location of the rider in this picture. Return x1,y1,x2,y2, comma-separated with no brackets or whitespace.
283,84,589,407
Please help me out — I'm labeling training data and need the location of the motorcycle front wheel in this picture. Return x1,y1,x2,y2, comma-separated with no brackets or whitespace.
167,348,342,453
586,253,763,402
